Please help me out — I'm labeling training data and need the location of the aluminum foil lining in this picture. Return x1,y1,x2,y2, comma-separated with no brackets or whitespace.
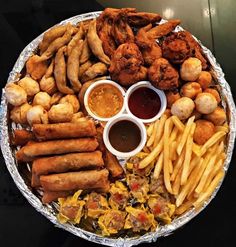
1,11,236,247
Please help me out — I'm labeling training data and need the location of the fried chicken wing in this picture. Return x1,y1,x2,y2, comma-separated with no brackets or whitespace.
148,58,179,90
26,55,48,80
127,12,161,27
109,43,147,86
135,24,162,66
146,19,180,39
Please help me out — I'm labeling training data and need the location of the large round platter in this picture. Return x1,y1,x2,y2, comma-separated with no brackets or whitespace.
1,11,236,247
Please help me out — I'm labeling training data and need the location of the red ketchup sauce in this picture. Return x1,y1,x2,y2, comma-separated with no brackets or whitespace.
128,87,161,119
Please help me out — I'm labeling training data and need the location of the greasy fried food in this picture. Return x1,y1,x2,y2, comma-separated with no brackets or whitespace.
16,137,99,162
204,106,226,126
171,97,195,120
40,169,109,192
59,95,80,113
26,55,48,80
148,58,179,90
87,20,110,65
204,88,221,104
42,191,74,204
26,105,48,126
109,43,147,86
50,92,63,105
5,83,27,106
18,77,40,96
54,46,74,94
180,82,202,99
48,102,74,123
39,25,67,54
32,151,104,176
197,71,212,89
193,120,215,145
180,57,202,81
11,129,35,146
146,19,180,39
39,76,57,95
10,103,32,124
81,62,107,83
67,23,84,56
80,38,92,64
33,120,96,141
33,92,51,110
78,60,94,79
67,39,83,92
127,12,161,27
40,24,73,61
166,90,181,108
195,92,217,114
135,24,162,65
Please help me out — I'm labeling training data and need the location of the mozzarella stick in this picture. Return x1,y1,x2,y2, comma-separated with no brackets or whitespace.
40,169,110,191
16,138,98,162
33,121,96,141
32,151,104,177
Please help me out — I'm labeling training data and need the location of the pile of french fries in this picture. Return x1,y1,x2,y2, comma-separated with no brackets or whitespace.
140,111,228,215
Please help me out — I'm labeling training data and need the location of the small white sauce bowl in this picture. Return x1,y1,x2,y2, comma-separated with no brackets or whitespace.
124,81,167,123
84,80,126,122
103,114,147,158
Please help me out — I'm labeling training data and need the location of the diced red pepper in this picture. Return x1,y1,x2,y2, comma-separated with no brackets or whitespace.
138,212,147,223
130,182,140,191
153,204,161,215
113,193,123,202
87,201,98,209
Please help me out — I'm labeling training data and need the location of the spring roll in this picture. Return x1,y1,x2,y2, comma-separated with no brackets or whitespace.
31,172,41,188
42,190,74,204
11,129,35,146
32,151,104,176
33,121,96,141
16,138,98,162
40,169,109,191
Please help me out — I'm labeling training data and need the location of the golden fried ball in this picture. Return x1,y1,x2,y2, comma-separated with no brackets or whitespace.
180,82,202,99
180,57,202,81
193,119,215,145
71,112,84,123
166,91,181,108
48,103,73,123
18,77,40,96
204,88,221,104
39,76,57,95
10,103,32,124
33,92,51,110
204,106,226,126
59,95,80,113
27,105,48,125
197,71,212,89
5,83,27,106
195,93,217,114
171,97,195,120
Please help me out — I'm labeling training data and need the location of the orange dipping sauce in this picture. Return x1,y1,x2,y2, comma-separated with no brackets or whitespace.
88,84,124,118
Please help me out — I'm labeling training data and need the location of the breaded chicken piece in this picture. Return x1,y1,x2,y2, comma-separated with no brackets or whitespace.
127,12,161,27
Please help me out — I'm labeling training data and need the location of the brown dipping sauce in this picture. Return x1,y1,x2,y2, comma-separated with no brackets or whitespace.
128,87,161,119
108,120,141,153
88,84,123,118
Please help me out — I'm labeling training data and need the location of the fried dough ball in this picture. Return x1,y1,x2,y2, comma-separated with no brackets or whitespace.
204,106,226,126
148,58,179,90
193,119,215,145
39,76,57,95
18,77,40,96
59,95,80,113
10,103,32,124
204,88,221,104
180,57,202,81
197,71,212,89
27,105,48,125
195,92,217,114
166,90,181,108
71,112,84,123
26,55,48,80
33,92,51,110
180,82,202,99
171,97,195,120
48,102,73,123
5,83,27,106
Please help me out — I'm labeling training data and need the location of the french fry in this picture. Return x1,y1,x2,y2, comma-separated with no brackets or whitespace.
170,141,177,161
199,131,226,156
139,137,163,169
192,143,201,156
172,166,182,195
171,115,184,132
163,118,173,194
175,199,195,215
177,116,195,155
147,123,154,137
147,120,159,147
215,125,229,133
181,123,196,185
153,152,163,179
193,170,225,208
153,114,168,147
170,146,185,181
170,126,179,142
142,146,151,153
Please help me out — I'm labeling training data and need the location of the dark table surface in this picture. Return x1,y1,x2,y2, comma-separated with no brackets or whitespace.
0,1,235,246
